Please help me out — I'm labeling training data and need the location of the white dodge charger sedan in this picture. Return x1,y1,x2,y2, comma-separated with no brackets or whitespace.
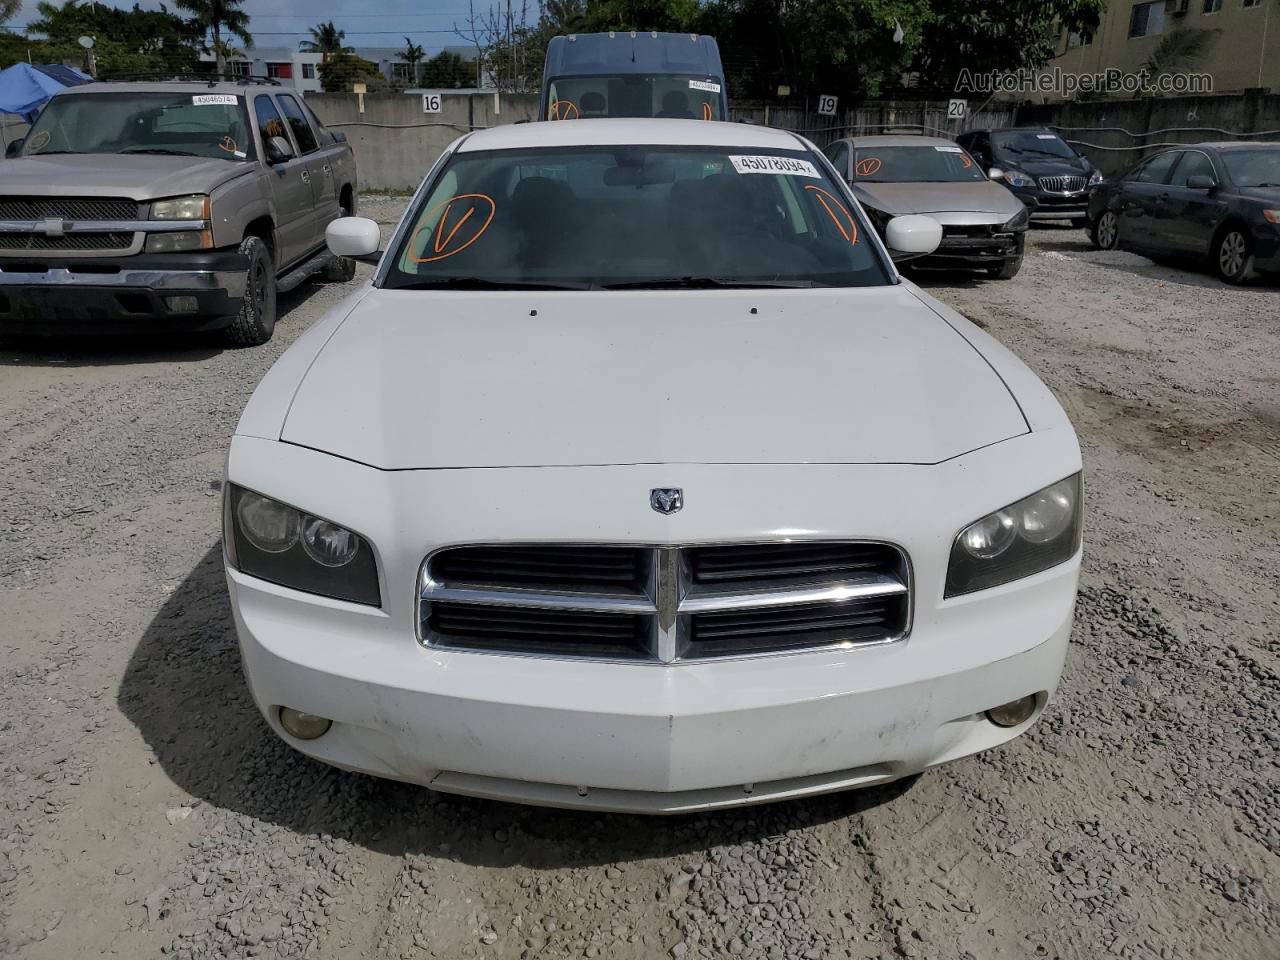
224,119,1082,814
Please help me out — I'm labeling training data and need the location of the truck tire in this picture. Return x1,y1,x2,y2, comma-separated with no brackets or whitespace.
224,236,277,347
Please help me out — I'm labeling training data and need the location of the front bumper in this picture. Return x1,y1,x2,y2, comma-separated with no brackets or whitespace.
225,435,1082,814
921,231,1022,269
1010,187,1090,221
0,249,247,334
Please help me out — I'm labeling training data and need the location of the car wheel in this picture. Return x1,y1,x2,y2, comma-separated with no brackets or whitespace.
1091,210,1119,250
1214,227,1252,285
224,236,277,347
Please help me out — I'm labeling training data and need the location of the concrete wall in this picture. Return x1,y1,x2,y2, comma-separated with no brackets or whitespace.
1018,90,1280,175
308,92,539,192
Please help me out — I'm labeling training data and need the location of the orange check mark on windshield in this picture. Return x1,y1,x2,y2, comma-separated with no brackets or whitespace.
434,203,475,253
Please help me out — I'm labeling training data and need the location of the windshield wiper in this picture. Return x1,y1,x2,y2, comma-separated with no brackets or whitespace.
603,276,820,290
392,276,592,291
119,147,204,157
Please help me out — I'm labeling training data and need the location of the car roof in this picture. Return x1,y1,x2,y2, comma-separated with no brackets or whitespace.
847,135,959,148
1193,141,1279,151
52,81,274,97
457,119,806,152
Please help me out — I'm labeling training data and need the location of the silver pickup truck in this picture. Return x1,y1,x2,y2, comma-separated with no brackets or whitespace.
0,78,358,346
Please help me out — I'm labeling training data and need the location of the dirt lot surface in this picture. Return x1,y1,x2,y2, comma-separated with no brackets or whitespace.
1,199,1277,960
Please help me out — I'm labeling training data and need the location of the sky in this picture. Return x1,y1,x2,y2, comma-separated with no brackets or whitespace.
10,0,493,55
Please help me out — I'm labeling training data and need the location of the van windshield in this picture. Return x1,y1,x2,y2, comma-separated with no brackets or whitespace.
545,76,723,120
384,145,889,290
20,92,254,161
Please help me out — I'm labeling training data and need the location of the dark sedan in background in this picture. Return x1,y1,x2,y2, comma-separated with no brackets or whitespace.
958,127,1102,226
1086,142,1280,285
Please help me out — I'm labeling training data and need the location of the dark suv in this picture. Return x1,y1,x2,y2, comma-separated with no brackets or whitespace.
957,127,1101,226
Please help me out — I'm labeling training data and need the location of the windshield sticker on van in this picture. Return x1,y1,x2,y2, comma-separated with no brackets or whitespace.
193,94,239,106
549,100,579,120
689,79,721,93
855,157,882,177
729,155,820,178
409,194,496,264
804,185,858,246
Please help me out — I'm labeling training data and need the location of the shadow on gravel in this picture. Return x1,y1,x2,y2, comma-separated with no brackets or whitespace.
120,546,920,869
0,281,327,367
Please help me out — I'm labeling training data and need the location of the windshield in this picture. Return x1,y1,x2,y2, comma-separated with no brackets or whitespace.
384,145,890,290
992,132,1077,161
1220,149,1280,188
21,92,254,161
852,145,984,183
545,76,723,120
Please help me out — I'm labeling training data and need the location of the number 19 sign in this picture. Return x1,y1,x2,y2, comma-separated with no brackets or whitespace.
422,93,443,114
817,94,838,116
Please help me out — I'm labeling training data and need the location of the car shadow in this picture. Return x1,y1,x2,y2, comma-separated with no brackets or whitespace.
118,545,922,869
0,276,328,367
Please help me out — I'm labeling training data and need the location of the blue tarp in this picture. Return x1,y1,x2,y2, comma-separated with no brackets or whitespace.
0,62,92,120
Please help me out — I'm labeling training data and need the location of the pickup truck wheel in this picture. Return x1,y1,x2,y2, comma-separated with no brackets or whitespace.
224,236,277,347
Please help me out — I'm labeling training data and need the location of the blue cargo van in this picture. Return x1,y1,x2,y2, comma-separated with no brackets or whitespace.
540,32,728,121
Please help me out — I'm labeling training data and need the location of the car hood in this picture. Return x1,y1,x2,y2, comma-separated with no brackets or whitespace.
280,287,1029,469
997,157,1089,178
851,181,1022,218
0,154,253,200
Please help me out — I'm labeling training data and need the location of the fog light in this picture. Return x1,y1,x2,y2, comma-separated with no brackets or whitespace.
985,694,1038,728
165,295,199,313
278,707,332,740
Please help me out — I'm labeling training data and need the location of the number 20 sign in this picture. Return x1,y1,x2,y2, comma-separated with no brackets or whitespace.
422,93,443,114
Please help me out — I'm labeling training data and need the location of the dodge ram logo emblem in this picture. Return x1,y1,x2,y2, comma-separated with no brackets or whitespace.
650,488,683,515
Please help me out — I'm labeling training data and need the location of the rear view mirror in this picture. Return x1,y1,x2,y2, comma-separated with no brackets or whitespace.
603,162,676,187
1186,175,1216,190
265,135,295,164
326,216,381,262
5,138,24,158
885,214,942,262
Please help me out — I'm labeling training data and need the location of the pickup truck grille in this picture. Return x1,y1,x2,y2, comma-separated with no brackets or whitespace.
0,196,141,220
420,542,910,662
0,232,135,251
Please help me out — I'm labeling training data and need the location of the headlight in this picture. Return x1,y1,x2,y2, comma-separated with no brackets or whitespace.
224,484,380,606
1088,170,1104,185
1001,206,1030,231
150,195,210,220
945,474,1082,597
1003,171,1034,188
145,230,212,253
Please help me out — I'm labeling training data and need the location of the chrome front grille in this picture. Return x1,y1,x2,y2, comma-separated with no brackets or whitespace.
1037,175,1087,194
420,542,910,662
0,232,134,251
0,196,140,220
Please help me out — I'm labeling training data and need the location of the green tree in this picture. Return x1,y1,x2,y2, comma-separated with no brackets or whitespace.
1141,27,1219,81
421,50,474,88
22,0,204,78
173,0,252,74
301,20,353,55
400,37,426,86
318,51,385,92
0,0,20,26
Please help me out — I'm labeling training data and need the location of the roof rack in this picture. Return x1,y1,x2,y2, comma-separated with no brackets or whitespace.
96,73,281,87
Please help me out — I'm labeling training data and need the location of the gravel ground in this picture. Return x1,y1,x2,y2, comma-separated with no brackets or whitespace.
1,200,1276,959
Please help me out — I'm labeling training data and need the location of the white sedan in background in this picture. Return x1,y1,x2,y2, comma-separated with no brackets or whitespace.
223,119,1082,814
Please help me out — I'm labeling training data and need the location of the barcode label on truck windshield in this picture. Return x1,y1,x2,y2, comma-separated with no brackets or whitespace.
193,94,239,106
729,155,821,178
689,79,721,93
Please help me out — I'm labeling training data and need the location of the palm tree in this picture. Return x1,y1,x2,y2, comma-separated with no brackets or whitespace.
0,0,20,27
1141,28,1220,80
174,0,252,74
400,37,425,86
300,20,353,56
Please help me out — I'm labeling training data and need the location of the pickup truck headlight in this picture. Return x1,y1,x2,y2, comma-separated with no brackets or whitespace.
1002,171,1035,189
224,484,380,606
945,474,1082,597
145,230,212,253
150,195,210,220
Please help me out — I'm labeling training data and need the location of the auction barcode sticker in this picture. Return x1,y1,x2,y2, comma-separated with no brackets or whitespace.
729,155,820,178
934,145,963,152
192,94,238,106
689,79,721,93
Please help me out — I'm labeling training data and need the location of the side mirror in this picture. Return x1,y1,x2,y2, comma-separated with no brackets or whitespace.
1186,174,1216,190
987,167,1004,181
5,138,25,158
332,131,348,143
326,216,381,262
265,135,295,164
885,214,942,262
